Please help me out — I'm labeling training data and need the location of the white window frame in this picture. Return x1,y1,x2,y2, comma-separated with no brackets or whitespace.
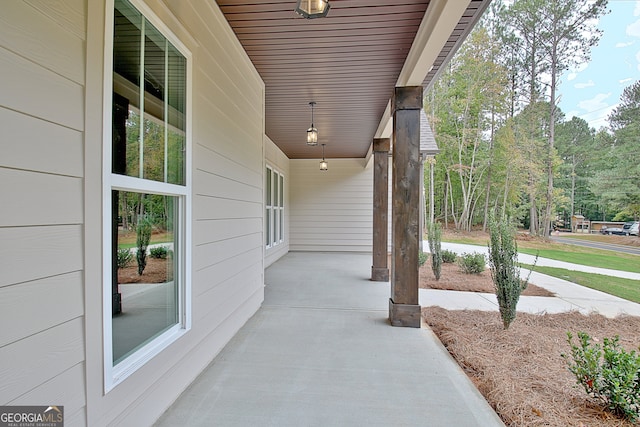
102,0,192,392
265,165,285,248
265,165,273,249
277,171,284,244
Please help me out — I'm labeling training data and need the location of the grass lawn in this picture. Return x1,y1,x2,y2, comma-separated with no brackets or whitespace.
518,247,640,273
521,263,640,304
442,230,640,274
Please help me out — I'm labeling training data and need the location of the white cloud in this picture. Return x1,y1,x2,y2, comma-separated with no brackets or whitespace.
576,94,617,129
637,50,640,70
635,1,640,16
616,41,634,48
627,19,640,38
620,77,634,85
565,62,589,82
578,92,612,113
574,80,595,89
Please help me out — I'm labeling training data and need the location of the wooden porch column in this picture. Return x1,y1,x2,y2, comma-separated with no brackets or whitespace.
389,86,422,328
371,138,390,282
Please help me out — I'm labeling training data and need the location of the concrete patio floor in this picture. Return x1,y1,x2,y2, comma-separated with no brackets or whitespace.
155,252,504,426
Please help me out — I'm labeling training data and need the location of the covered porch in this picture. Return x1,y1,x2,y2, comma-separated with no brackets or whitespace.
155,252,503,426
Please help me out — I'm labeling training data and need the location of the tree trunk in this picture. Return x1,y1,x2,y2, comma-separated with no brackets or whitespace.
543,25,558,238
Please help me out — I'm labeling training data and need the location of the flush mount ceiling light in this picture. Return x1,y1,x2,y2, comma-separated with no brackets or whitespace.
295,0,330,19
320,144,328,171
306,101,318,146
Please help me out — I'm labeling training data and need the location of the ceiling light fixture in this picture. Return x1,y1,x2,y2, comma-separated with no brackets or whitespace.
295,0,330,19
306,101,318,146
320,144,328,171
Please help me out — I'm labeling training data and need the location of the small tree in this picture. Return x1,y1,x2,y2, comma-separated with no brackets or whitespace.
136,216,152,275
427,221,442,280
488,214,534,329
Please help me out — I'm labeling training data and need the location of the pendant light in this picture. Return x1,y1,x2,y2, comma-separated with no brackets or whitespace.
320,144,328,171
307,101,318,146
295,0,330,19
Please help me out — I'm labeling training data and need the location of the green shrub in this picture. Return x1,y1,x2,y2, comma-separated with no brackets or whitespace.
136,216,152,275
441,249,457,263
150,245,170,259
487,214,534,329
117,248,133,269
458,252,485,274
427,221,442,280
563,331,640,422
418,251,428,267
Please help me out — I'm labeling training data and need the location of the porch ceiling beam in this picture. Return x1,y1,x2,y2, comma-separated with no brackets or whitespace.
372,0,471,141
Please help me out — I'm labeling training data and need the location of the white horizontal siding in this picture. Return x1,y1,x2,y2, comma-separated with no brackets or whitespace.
25,0,86,41
0,107,83,176
0,272,83,348
8,363,86,425
0,0,86,421
0,225,83,288
0,318,84,403
0,168,83,227
0,0,85,84
193,247,263,300
290,159,373,252
0,46,84,131
193,261,263,322
194,196,262,220
193,233,263,274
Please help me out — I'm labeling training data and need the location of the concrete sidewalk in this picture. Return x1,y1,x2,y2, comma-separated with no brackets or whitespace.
155,252,504,427
421,242,640,318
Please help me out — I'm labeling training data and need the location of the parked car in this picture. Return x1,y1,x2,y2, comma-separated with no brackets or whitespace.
622,221,639,236
602,226,624,235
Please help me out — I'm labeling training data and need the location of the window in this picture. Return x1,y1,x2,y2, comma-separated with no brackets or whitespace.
265,166,284,248
104,0,191,389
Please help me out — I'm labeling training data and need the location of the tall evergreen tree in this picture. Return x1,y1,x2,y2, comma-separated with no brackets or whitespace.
592,81,640,216
555,117,598,226
504,0,609,235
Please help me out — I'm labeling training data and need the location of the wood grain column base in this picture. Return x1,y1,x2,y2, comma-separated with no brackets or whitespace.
389,298,421,328
371,266,389,282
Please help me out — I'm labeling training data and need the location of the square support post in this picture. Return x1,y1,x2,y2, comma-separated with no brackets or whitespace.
371,138,391,281
390,86,422,328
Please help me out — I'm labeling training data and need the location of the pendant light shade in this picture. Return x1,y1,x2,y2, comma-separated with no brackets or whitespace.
295,0,330,19
306,101,318,146
320,144,328,171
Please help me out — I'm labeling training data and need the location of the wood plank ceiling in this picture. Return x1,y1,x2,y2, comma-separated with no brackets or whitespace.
216,0,489,159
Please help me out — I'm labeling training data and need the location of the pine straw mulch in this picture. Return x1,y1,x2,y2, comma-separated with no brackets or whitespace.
423,307,640,427
419,260,554,297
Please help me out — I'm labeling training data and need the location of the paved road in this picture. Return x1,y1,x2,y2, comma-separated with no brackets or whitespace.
550,235,640,256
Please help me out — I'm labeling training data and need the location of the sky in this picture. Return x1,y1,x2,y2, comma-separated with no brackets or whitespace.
558,0,640,130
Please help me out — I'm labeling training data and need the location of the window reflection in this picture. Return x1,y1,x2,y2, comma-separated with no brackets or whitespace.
112,191,178,365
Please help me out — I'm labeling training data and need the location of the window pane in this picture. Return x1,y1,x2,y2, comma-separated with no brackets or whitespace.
167,44,186,185
265,209,270,246
273,209,279,246
113,0,186,185
113,0,141,177
143,21,166,182
279,175,284,208
279,207,284,242
273,171,279,210
112,191,179,365
266,168,272,206
142,114,165,182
